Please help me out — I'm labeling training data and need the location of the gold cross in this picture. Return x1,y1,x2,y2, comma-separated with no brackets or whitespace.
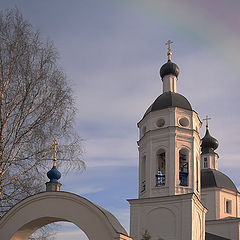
165,40,173,51
52,138,58,166
203,115,211,130
165,40,173,61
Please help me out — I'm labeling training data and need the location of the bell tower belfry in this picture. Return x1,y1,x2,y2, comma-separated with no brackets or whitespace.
128,42,207,240
137,41,202,200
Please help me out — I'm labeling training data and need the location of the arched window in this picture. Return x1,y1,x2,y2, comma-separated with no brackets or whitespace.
141,156,146,192
156,149,166,187
179,149,189,186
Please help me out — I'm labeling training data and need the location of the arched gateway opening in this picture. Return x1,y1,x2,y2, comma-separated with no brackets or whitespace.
0,191,131,240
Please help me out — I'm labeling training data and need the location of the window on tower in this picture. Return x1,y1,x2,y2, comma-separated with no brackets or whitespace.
141,156,146,192
204,157,208,168
225,199,232,214
196,158,199,192
179,149,189,186
156,149,166,187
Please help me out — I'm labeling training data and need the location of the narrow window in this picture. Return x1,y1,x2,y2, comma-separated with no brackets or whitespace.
225,200,232,214
156,150,165,186
141,156,146,192
179,149,189,186
204,157,208,168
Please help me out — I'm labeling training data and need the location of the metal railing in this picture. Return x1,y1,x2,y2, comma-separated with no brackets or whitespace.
179,162,188,186
156,172,165,187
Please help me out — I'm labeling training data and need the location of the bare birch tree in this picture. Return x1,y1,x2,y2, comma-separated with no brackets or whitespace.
0,9,85,216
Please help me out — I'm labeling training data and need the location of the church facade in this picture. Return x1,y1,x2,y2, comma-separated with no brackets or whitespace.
128,43,240,240
1,43,240,240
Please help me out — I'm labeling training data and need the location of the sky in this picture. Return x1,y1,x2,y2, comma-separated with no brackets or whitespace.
1,0,240,239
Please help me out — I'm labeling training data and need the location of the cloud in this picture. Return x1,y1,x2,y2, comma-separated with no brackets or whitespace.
61,177,106,195
2,2,240,240
218,153,240,168
85,137,138,161
75,185,105,195
55,230,88,240
73,62,161,125
54,222,88,240
75,133,139,169
86,159,137,168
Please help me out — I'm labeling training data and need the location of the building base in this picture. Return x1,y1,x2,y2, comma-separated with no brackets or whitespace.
128,193,207,240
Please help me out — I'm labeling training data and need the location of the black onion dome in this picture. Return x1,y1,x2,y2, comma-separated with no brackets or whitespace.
160,60,180,79
201,168,238,192
144,91,192,117
201,129,219,153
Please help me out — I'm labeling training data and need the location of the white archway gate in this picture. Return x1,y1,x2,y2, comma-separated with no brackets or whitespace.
0,191,132,240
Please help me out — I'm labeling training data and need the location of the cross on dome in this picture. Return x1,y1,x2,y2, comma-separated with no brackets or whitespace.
203,115,211,130
165,40,173,61
52,138,58,167
47,138,61,184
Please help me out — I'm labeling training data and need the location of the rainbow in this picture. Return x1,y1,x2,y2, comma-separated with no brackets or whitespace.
123,0,240,71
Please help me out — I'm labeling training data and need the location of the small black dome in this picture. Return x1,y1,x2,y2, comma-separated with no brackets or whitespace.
160,60,180,79
201,168,237,192
201,129,219,153
144,91,192,116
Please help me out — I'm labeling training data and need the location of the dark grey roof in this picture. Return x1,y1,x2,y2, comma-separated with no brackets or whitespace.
206,232,230,240
160,60,180,79
201,168,237,192
144,91,192,116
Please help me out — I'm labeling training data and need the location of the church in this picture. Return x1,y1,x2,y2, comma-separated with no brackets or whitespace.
128,41,240,240
1,42,240,240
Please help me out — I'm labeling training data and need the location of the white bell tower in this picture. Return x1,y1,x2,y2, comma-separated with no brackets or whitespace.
128,41,207,240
